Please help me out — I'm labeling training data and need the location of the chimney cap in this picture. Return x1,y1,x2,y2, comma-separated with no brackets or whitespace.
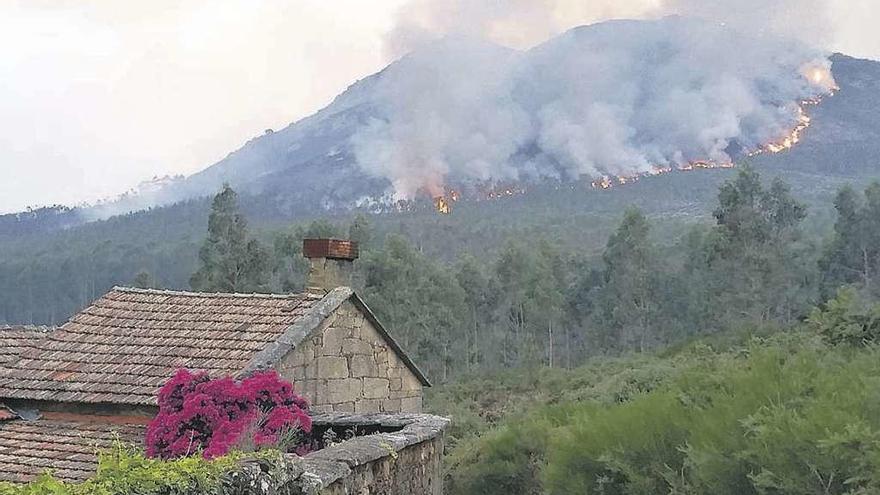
303,238,359,261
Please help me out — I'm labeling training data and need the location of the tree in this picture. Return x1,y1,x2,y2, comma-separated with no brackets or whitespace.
493,240,567,367
361,234,467,382
348,214,373,249
565,258,604,364
703,167,811,326
303,219,340,239
455,254,498,371
820,182,880,297
190,185,270,292
594,207,660,352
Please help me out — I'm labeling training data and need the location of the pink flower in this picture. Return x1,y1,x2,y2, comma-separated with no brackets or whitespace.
145,369,312,459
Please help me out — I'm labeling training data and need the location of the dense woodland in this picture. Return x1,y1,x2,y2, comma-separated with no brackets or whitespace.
1,165,878,382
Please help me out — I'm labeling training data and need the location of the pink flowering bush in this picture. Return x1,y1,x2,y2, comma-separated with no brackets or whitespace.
145,369,312,459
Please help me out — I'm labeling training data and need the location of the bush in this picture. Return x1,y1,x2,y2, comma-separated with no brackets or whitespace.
145,370,312,459
447,339,880,495
0,444,298,495
445,404,576,495
809,287,880,346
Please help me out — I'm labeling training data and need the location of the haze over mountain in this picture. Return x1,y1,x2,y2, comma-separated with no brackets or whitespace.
3,16,880,237
5,0,879,216
40,17,853,218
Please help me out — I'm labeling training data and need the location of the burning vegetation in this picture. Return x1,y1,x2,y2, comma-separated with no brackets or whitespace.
433,195,452,214
589,81,838,191
408,63,839,214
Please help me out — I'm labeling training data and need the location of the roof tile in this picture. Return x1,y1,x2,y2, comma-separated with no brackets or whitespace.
0,418,145,483
0,288,321,406
0,326,54,365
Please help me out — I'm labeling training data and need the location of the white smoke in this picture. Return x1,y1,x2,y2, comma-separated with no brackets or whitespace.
351,37,531,197
352,3,838,198
386,0,832,54
662,0,833,45
384,0,662,58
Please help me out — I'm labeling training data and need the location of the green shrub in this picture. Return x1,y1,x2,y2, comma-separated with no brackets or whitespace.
0,444,290,495
446,404,577,495
809,288,880,346
447,340,880,495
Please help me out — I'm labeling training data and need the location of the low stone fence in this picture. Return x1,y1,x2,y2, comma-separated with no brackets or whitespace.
272,412,449,494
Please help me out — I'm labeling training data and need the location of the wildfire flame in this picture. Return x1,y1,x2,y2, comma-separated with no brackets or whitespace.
801,64,838,93
429,185,528,213
434,196,451,214
590,89,835,191
421,66,839,208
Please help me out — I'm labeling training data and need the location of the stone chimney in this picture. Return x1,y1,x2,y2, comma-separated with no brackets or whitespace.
302,239,359,293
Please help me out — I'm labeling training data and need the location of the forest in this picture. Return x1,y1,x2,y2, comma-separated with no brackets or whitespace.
5,165,880,493
1,165,878,380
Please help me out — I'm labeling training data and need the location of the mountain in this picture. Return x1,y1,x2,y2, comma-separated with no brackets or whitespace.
753,53,880,175
165,17,873,209
133,35,519,214
8,17,877,237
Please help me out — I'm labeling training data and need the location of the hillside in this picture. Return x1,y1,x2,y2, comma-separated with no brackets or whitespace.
753,54,880,175
426,323,880,494
0,163,861,326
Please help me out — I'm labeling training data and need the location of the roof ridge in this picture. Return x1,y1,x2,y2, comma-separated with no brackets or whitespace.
111,286,332,300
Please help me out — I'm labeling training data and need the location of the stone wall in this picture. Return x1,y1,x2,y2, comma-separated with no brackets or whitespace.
276,301,423,414
151,413,448,495
294,413,448,495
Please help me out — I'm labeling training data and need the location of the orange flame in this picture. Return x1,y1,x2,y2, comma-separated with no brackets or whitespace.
434,196,451,214
591,90,833,191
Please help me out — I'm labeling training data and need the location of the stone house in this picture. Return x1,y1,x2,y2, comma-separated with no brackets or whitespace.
0,239,430,483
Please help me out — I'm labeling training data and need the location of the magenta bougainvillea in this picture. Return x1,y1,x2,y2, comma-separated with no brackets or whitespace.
145,369,312,459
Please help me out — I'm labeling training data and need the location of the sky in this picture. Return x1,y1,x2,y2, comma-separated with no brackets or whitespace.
1,0,879,213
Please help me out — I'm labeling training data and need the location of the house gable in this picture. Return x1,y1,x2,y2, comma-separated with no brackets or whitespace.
275,299,425,413
241,287,428,413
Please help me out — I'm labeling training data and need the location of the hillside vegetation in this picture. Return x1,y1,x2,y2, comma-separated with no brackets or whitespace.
432,308,880,494
3,165,880,384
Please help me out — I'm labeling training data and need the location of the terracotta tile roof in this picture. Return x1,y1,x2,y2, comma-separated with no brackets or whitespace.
0,417,145,483
0,325,54,365
0,287,322,406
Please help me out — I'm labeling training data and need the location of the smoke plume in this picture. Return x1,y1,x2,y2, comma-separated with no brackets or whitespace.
352,3,837,199
386,0,833,54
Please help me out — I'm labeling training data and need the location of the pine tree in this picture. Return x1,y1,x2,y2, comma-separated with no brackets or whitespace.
190,185,269,293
